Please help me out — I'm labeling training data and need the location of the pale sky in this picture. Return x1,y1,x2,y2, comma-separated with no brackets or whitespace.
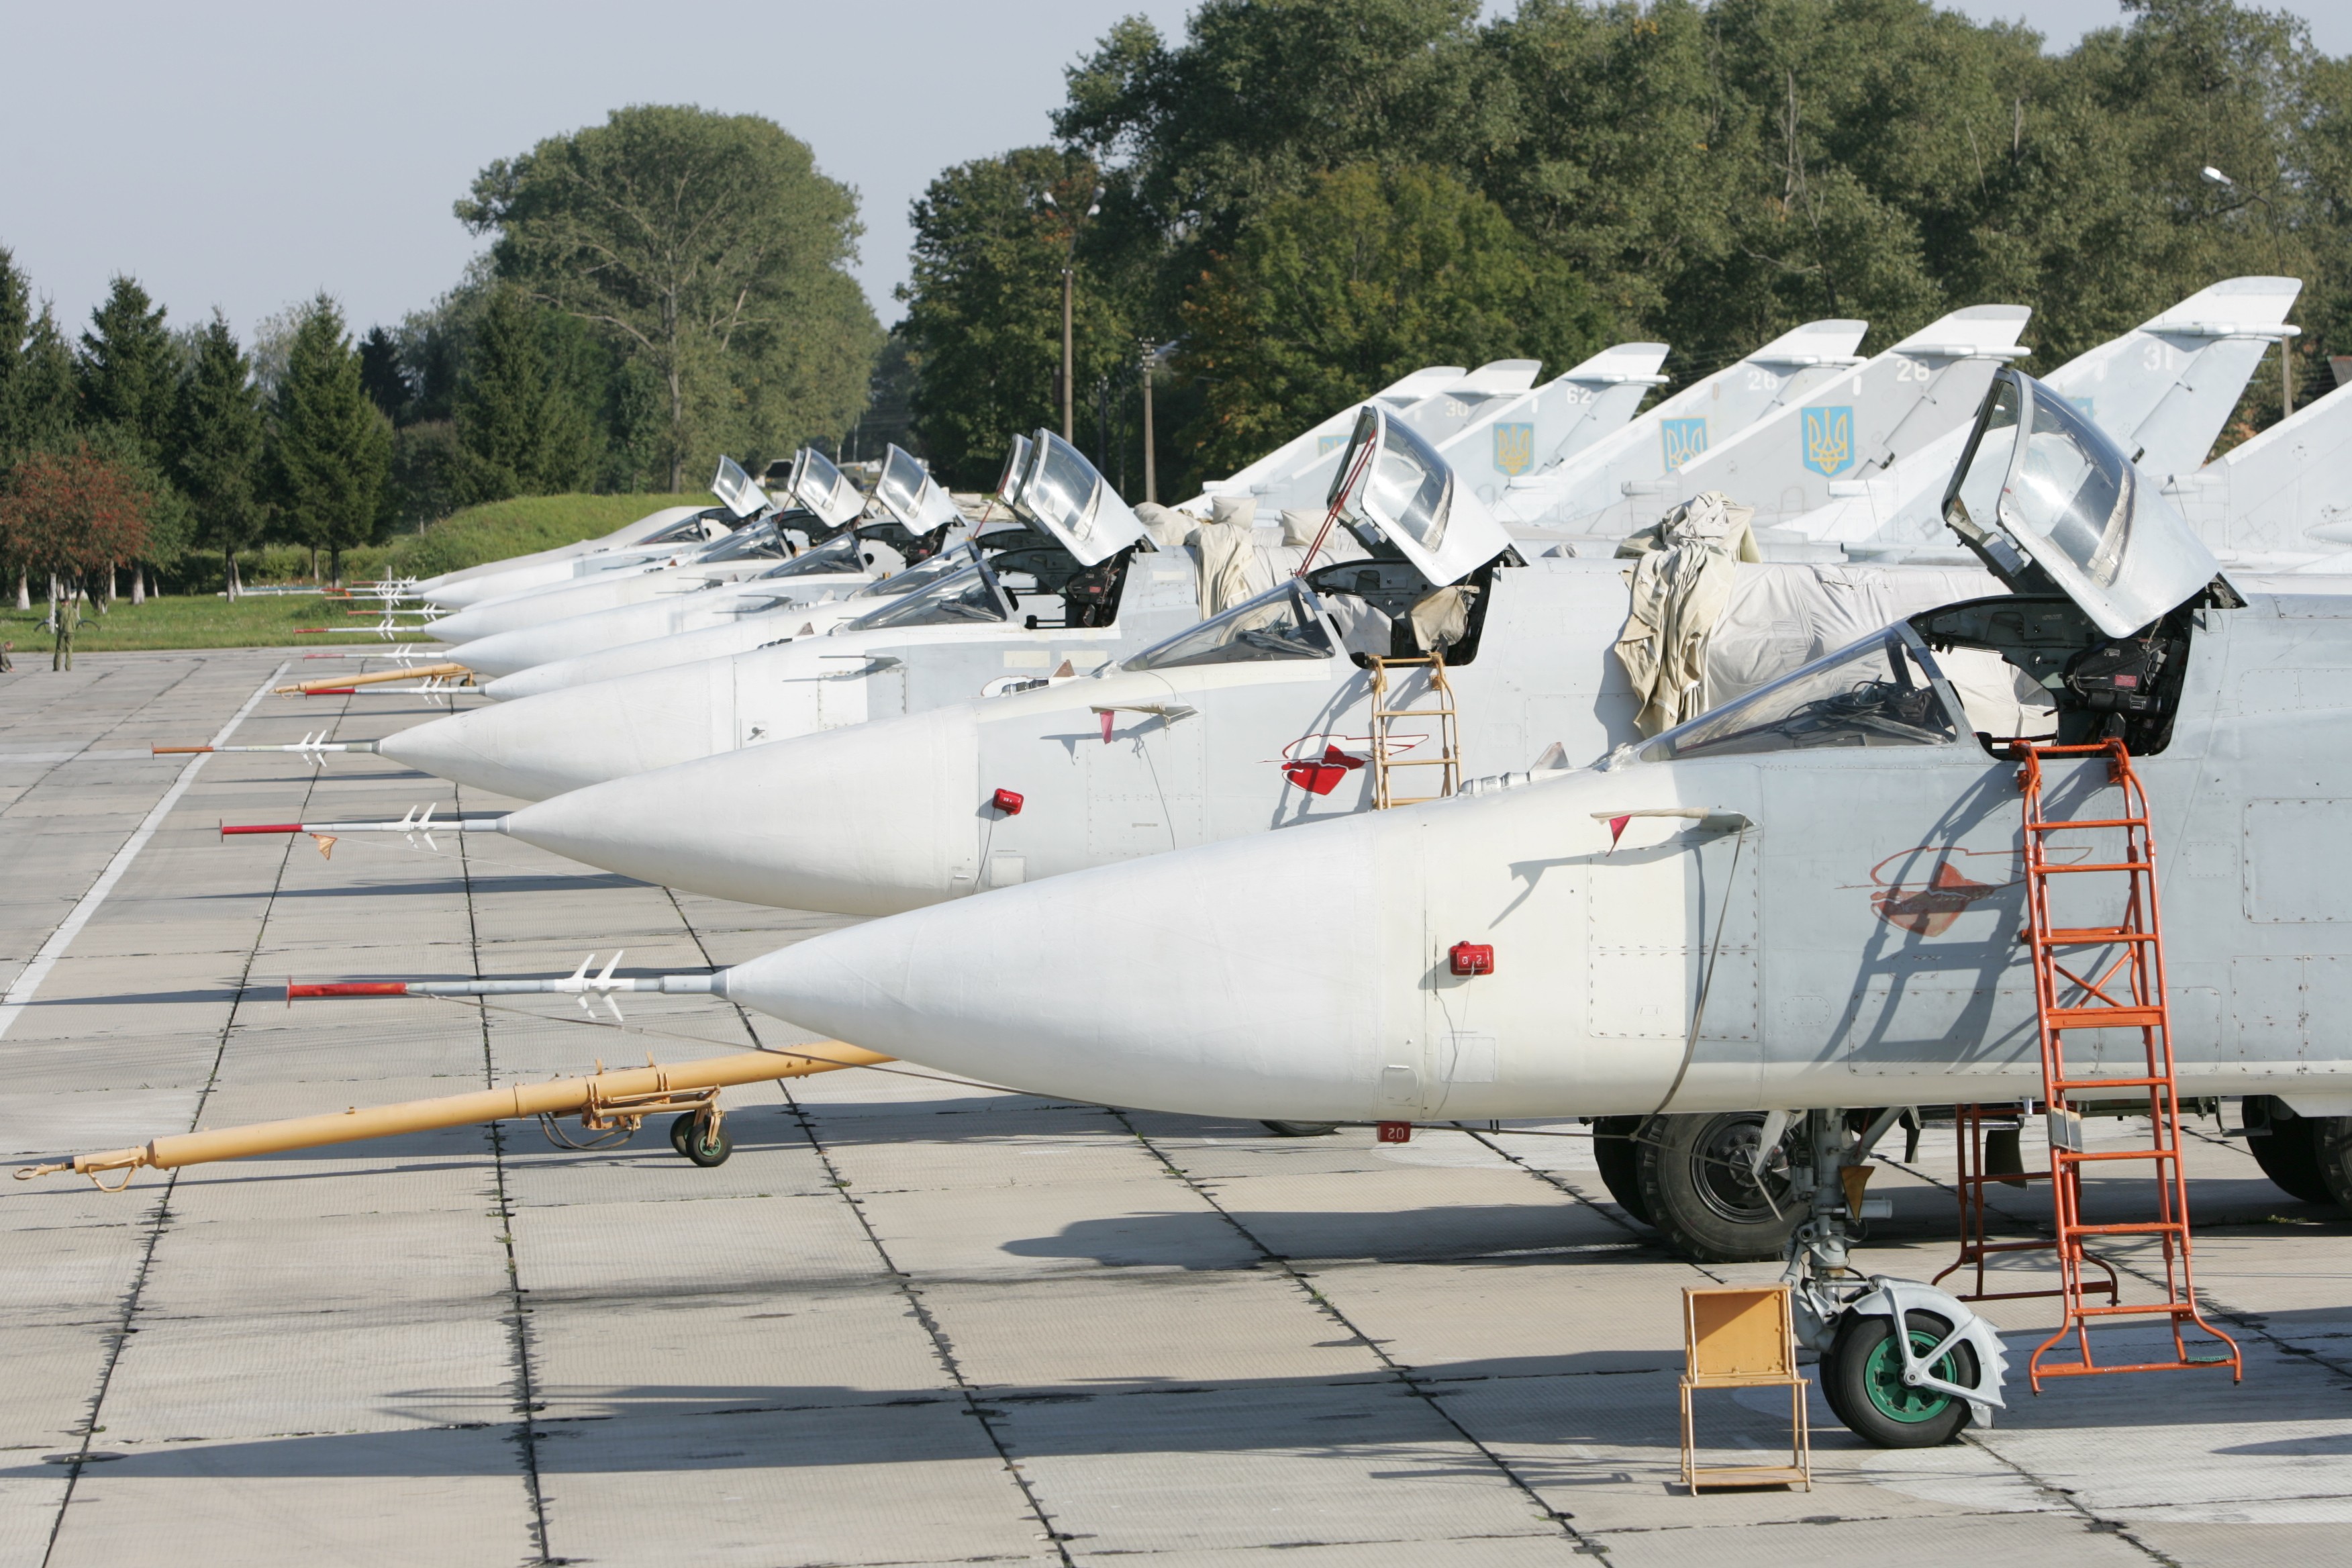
1,1,2342,348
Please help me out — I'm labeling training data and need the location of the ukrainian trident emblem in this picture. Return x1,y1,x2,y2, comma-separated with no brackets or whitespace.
1802,405,1855,477
1493,422,1534,477
1661,418,1708,471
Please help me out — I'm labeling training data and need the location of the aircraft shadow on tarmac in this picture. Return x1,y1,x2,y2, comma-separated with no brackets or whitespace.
5,1315,2343,1483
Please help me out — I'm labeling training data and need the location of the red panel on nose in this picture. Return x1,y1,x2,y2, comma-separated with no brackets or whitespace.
1449,942,1494,977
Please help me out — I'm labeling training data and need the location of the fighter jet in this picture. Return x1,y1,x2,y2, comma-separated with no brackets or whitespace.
1785,277,2303,560
418,460,818,643
705,364,2339,1444
2170,375,2352,567
461,287,2298,914
442,444,968,681
367,432,1202,801
418,456,773,612
1525,305,2035,543
1236,346,1667,515
1490,319,1868,534
460,352,1657,695
496,407,1998,914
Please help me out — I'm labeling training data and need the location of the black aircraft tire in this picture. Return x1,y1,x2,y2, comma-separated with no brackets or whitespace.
2312,1116,2352,1210
669,1113,697,1157
1824,1310,1978,1449
684,1123,733,1168
1590,1117,1651,1224
1261,1121,1339,1138
2246,1101,2333,1204
1634,1112,1802,1263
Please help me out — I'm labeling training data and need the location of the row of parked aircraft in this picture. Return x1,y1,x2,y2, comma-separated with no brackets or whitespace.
44,275,2352,1448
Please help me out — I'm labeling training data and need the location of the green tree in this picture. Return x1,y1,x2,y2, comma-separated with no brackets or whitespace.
77,276,179,449
175,311,267,593
1180,162,1606,475
358,326,408,423
898,147,1133,487
269,295,392,585
457,105,882,489
451,284,598,503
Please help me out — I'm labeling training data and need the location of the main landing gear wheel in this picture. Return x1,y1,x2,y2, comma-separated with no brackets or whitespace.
1261,1121,1338,1137
1589,1116,1650,1224
1823,1309,1979,1448
671,1113,732,1167
2245,1098,2333,1204
2314,1116,2352,1209
1634,1112,1802,1262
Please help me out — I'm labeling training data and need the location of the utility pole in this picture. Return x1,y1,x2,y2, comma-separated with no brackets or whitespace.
1061,262,1075,442
1039,183,1101,446
1140,342,1157,505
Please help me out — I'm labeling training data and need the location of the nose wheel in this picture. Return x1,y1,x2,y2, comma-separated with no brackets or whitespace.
670,1111,732,1167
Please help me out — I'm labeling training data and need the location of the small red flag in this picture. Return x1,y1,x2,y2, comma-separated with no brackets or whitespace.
1607,815,1632,851
1099,710,1115,744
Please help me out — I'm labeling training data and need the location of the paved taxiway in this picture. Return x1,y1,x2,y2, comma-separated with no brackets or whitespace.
1,647,2348,1567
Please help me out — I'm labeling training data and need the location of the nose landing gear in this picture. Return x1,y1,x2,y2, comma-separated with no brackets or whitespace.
1779,1108,2011,1447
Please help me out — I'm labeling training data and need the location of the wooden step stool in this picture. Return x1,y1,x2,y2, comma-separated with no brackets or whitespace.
1680,1283,1812,1492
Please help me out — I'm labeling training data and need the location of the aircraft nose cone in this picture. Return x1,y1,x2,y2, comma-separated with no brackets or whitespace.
720,819,1385,1120
504,709,982,914
377,661,733,801
442,631,548,681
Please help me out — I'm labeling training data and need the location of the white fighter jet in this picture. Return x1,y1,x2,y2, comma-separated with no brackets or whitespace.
419,460,818,643
494,407,1998,913
462,352,1657,695
1525,304,2034,544
697,364,2351,1444
418,456,773,612
441,445,967,680
1784,277,2303,561
413,285,2296,912
369,432,1199,800
2171,374,2352,568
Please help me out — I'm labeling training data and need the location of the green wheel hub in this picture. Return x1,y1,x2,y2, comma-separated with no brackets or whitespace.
1861,1326,1961,1423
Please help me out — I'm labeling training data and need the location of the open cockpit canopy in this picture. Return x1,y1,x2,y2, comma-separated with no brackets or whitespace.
873,444,963,532
994,436,1035,518
695,518,789,564
787,447,868,528
1328,404,1514,587
642,509,733,546
1020,432,1147,567
1122,579,1336,673
841,550,1014,632
1943,368,2218,638
846,544,973,601
750,528,871,581
710,455,769,521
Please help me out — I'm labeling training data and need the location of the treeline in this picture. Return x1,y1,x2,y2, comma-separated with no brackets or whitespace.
897,0,2352,497
0,105,881,606
0,264,387,608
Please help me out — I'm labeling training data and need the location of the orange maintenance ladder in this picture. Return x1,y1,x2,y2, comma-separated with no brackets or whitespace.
2014,737,2240,1390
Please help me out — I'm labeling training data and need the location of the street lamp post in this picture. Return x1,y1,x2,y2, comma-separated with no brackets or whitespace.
2202,165,2296,417
1138,339,1175,505
1038,185,1103,444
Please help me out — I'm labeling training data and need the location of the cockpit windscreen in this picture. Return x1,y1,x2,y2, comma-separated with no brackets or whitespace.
1640,630,1957,761
1122,581,1336,673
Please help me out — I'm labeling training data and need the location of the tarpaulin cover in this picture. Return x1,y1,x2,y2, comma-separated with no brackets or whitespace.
1613,493,1761,734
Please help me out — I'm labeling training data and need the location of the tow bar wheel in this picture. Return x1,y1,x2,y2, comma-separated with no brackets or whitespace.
1824,1308,1978,1447
669,1112,732,1167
